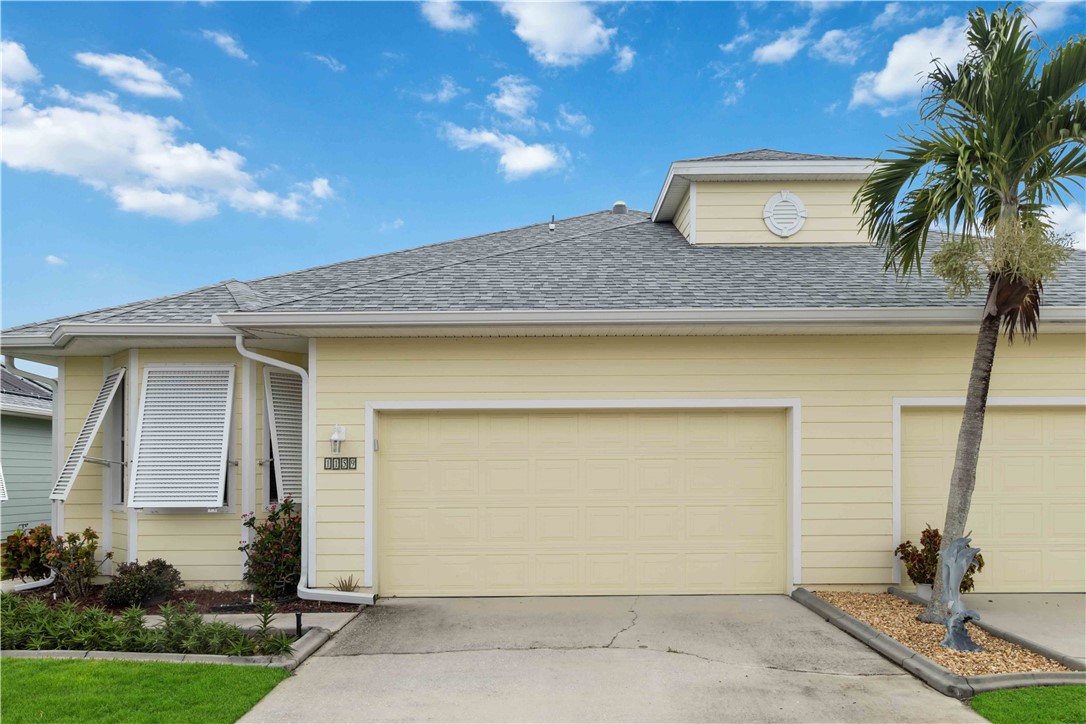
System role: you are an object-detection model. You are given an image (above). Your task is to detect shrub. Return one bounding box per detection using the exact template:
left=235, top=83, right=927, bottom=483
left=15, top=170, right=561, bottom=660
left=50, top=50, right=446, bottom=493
left=44, top=528, right=112, bottom=599
left=0, top=594, right=292, bottom=656
left=102, top=559, right=184, bottom=609
left=894, top=525, right=985, bottom=592
left=239, top=497, right=301, bottom=599
left=2, top=523, right=53, bottom=581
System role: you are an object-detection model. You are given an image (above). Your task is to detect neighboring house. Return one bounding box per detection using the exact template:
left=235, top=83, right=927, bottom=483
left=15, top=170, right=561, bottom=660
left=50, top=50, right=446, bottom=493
left=2, top=150, right=1083, bottom=600
left=1, top=368, right=54, bottom=537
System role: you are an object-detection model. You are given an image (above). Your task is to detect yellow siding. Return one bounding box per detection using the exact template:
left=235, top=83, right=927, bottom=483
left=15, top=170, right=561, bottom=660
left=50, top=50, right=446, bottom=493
left=314, top=333, right=1086, bottom=589
left=694, top=180, right=867, bottom=246
left=63, top=357, right=105, bottom=545
left=674, top=188, right=692, bottom=241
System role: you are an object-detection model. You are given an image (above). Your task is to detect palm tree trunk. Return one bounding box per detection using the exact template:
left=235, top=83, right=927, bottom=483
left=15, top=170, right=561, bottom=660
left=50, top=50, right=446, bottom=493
left=917, top=305, right=1001, bottom=623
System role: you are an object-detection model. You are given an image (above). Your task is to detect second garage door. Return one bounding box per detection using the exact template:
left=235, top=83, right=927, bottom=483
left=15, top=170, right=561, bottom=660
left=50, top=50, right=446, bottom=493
left=376, top=409, right=787, bottom=596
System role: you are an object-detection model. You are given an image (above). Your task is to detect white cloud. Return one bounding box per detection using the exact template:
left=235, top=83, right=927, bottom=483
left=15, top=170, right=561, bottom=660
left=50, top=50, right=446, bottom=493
left=872, top=2, right=903, bottom=29
left=2, top=40, right=41, bottom=85
left=871, top=2, right=943, bottom=30
left=309, top=177, right=334, bottom=199
left=379, top=218, right=404, bottom=232
left=441, top=122, right=568, bottom=180
left=75, top=52, right=182, bottom=99
left=487, top=75, right=540, bottom=128
left=44, top=254, right=65, bottom=265
left=723, top=79, right=745, bottom=106
left=1046, top=202, right=1086, bottom=249
left=612, top=45, right=635, bottom=73
left=752, top=26, right=810, bottom=64
left=556, top=105, right=592, bottom=136
left=851, top=17, right=967, bottom=109
left=201, top=30, right=250, bottom=61
left=811, top=29, right=861, bottom=65
left=420, top=76, right=467, bottom=103
left=420, top=1, right=477, bottom=31
left=305, top=52, right=346, bottom=72
left=499, top=2, right=618, bottom=67
left=1, top=45, right=329, bottom=223
left=720, top=32, right=755, bottom=54
left=1027, top=1, right=1075, bottom=32
left=113, top=186, right=218, bottom=221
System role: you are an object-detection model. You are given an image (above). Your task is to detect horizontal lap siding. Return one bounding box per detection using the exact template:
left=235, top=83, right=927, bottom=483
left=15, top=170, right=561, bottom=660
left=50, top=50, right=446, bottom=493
left=695, top=180, right=868, bottom=246
left=0, top=416, right=53, bottom=537
left=314, top=333, right=1085, bottom=589
left=63, top=357, right=105, bottom=543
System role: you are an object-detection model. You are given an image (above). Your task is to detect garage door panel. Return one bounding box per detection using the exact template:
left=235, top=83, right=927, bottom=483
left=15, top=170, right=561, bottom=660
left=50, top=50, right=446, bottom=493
left=901, top=407, right=1085, bottom=592
left=377, top=410, right=787, bottom=596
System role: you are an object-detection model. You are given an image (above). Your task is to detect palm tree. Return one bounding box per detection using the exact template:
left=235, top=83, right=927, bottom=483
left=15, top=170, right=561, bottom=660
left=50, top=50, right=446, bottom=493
left=855, top=6, right=1084, bottom=623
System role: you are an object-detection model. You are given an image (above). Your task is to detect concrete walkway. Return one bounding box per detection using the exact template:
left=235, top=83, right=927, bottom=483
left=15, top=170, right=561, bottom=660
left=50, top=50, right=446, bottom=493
left=244, top=596, right=980, bottom=723
left=962, top=593, right=1085, bottom=667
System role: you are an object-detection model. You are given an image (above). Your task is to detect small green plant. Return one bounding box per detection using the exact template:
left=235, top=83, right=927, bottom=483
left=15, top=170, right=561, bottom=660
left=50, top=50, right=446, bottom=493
left=0, top=593, right=293, bottom=656
left=239, top=497, right=301, bottom=599
left=102, top=558, right=184, bottom=609
left=894, top=525, right=985, bottom=592
left=44, top=528, right=112, bottom=599
left=2, top=524, right=53, bottom=581
left=332, top=574, right=360, bottom=592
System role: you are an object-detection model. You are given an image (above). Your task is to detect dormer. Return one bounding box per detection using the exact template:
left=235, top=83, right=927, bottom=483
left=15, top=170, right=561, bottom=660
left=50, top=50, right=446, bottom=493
left=651, top=149, right=876, bottom=246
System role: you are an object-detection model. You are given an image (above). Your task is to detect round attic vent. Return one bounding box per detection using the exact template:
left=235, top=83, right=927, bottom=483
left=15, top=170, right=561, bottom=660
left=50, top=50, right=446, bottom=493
left=763, top=191, right=807, bottom=237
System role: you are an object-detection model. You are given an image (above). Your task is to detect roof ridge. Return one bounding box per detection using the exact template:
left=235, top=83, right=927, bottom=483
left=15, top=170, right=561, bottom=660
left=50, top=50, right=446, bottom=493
left=3, top=279, right=236, bottom=335
left=244, top=209, right=645, bottom=288
left=259, top=213, right=652, bottom=311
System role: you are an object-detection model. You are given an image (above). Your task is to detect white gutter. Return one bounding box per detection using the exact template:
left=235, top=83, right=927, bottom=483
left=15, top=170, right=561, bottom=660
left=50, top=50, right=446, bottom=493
left=232, top=335, right=373, bottom=605
left=214, top=305, right=1086, bottom=329
left=2, top=357, right=58, bottom=592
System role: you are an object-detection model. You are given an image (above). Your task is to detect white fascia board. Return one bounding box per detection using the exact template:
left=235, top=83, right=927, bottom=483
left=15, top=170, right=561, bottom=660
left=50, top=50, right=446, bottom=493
left=652, top=159, right=877, bottom=222
left=215, top=306, right=1086, bottom=330
left=51, top=323, right=235, bottom=347
left=0, top=403, right=53, bottom=419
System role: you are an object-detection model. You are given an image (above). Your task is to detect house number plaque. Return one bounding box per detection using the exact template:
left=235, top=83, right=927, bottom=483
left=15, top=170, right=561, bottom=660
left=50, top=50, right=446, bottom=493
left=323, top=457, right=358, bottom=470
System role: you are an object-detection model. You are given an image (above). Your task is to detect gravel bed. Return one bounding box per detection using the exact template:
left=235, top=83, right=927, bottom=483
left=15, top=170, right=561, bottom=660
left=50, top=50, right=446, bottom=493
left=815, top=591, right=1070, bottom=677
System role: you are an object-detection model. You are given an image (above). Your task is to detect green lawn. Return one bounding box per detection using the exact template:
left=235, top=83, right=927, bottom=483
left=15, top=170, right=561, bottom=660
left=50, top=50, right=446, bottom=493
left=972, top=686, right=1086, bottom=724
left=0, top=659, right=289, bottom=724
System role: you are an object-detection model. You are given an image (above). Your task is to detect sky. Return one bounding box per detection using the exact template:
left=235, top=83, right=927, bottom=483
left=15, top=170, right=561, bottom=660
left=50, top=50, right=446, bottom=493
left=2, top=0, right=1084, bottom=333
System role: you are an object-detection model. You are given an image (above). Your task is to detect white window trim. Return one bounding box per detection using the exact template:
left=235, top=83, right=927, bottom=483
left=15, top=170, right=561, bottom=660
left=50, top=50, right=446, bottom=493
left=362, top=398, right=803, bottom=591
left=891, top=395, right=1086, bottom=584
left=128, top=363, right=237, bottom=512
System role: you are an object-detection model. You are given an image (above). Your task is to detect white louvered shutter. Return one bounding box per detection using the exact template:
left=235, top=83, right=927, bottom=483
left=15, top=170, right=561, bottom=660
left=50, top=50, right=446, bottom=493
left=50, top=368, right=126, bottom=501
left=128, top=365, right=235, bottom=508
left=264, top=368, right=304, bottom=502
left=0, top=464, right=7, bottom=502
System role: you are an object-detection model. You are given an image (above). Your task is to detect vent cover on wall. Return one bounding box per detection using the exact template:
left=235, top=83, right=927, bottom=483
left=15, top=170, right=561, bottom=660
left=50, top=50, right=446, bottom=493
left=763, top=191, right=807, bottom=238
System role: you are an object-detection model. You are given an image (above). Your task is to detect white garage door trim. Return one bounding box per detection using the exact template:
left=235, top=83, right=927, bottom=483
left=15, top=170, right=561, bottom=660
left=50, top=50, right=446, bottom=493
left=364, top=398, right=803, bottom=590
left=892, top=396, right=1086, bottom=584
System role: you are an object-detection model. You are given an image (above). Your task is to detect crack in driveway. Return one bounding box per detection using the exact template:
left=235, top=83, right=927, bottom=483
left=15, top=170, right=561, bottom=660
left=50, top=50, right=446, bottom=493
left=606, top=596, right=639, bottom=648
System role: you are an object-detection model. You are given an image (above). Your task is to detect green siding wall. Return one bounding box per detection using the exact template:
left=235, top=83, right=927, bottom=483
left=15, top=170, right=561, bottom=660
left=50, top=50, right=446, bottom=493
left=1, top=415, right=53, bottom=537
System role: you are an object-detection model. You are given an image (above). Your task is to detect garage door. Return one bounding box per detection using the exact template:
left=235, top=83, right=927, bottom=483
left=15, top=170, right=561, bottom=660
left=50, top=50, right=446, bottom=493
left=902, top=407, right=1085, bottom=592
left=376, top=409, right=787, bottom=596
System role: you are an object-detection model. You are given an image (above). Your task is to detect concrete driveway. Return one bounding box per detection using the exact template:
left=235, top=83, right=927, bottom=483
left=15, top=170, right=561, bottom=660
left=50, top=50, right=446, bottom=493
left=244, top=595, right=980, bottom=723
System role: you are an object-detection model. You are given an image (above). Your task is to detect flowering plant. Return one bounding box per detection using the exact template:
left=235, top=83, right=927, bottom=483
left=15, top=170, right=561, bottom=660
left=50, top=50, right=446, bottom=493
left=46, top=528, right=112, bottom=599
left=2, top=523, right=53, bottom=581
left=239, top=497, right=301, bottom=599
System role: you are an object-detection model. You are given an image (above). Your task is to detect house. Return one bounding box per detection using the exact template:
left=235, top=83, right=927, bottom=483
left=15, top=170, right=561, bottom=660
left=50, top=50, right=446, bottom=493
left=2, top=150, right=1083, bottom=601
left=1, top=368, right=55, bottom=537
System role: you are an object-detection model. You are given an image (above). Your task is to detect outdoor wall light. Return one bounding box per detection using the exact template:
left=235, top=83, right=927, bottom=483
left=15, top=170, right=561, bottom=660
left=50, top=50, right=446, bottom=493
left=330, top=424, right=347, bottom=453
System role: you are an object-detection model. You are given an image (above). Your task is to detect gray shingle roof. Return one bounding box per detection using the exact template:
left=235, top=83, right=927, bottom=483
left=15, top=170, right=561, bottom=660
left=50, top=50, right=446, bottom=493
left=1, top=369, right=53, bottom=415
left=4, top=209, right=1084, bottom=335
left=680, top=149, right=871, bottom=163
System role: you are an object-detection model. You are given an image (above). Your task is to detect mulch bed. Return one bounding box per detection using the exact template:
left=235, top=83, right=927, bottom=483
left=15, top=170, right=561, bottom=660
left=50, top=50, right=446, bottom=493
left=815, top=591, right=1069, bottom=677
left=11, top=584, right=360, bottom=614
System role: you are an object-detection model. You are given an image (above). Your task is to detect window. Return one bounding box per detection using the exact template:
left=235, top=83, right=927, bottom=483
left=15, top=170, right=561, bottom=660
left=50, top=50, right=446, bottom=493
left=51, top=368, right=126, bottom=501
left=128, top=365, right=236, bottom=508
left=263, top=368, right=303, bottom=503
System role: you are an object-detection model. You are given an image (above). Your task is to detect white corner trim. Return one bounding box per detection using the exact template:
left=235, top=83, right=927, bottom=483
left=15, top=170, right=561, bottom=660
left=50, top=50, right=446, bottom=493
left=127, top=350, right=139, bottom=562
left=688, top=182, right=697, bottom=244
left=307, top=338, right=318, bottom=587
left=891, top=395, right=1086, bottom=584
left=101, top=357, right=114, bottom=575
left=241, top=357, right=256, bottom=578
left=363, top=398, right=804, bottom=592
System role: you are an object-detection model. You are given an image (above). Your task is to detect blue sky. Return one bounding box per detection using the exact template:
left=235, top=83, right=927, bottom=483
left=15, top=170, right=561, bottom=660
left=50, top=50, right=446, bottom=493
left=2, top=0, right=1083, bottom=332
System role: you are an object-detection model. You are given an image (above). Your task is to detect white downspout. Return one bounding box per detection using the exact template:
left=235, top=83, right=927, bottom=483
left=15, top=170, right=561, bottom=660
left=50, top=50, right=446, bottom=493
left=232, top=336, right=373, bottom=605
left=3, top=356, right=59, bottom=592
